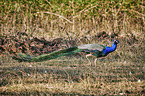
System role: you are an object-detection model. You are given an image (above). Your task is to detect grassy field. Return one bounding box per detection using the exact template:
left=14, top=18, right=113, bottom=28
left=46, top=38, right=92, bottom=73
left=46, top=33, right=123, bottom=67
left=0, top=52, right=145, bottom=95
left=1, top=0, right=145, bottom=95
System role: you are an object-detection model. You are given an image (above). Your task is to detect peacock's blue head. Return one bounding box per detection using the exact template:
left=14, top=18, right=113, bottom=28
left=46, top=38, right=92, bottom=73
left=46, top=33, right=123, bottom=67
left=114, top=40, right=119, bottom=44
left=102, top=40, right=119, bottom=56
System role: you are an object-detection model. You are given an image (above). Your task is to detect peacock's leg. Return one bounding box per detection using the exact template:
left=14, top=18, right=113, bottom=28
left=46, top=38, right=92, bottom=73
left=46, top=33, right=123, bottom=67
left=86, top=54, right=93, bottom=66
left=94, top=58, right=98, bottom=67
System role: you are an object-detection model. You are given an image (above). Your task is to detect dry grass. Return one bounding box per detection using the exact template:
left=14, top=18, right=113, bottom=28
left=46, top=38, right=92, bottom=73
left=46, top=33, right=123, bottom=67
left=0, top=53, right=145, bottom=95
left=1, top=80, right=145, bottom=95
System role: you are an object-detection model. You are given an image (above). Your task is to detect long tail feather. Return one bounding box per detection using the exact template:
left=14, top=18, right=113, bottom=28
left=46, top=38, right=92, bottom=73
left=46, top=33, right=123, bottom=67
left=12, top=46, right=82, bottom=62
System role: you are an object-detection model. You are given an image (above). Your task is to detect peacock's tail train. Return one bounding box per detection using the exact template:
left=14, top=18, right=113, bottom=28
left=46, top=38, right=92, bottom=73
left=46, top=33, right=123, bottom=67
left=12, top=46, right=82, bottom=62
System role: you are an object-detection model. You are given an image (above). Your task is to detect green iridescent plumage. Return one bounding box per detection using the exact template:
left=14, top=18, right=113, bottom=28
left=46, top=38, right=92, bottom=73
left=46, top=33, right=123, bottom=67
left=12, top=46, right=82, bottom=62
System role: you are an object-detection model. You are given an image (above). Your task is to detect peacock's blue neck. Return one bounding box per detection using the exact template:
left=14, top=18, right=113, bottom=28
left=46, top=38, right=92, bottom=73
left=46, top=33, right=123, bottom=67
left=102, top=42, right=117, bottom=56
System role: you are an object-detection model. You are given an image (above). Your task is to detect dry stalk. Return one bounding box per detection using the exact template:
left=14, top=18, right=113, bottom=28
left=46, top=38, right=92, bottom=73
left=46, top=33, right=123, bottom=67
left=37, top=12, right=73, bottom=24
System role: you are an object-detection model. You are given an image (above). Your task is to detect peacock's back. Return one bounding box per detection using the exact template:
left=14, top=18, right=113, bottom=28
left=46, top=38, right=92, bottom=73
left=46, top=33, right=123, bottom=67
left=78, top=44, right=105, bottom=51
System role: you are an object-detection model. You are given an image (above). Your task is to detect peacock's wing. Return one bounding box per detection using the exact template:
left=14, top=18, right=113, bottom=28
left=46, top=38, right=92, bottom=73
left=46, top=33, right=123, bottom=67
left=78, top=44, right=106, bottom=51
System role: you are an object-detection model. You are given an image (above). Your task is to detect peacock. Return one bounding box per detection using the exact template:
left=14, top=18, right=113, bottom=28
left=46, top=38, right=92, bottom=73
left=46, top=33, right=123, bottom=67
left=12, top=40, right=119, bottom=66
